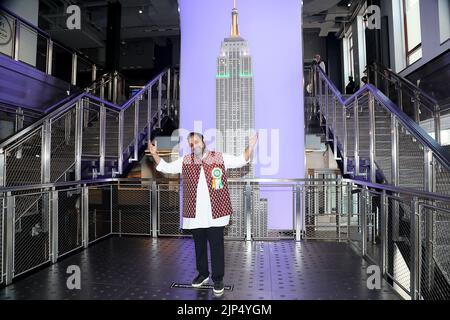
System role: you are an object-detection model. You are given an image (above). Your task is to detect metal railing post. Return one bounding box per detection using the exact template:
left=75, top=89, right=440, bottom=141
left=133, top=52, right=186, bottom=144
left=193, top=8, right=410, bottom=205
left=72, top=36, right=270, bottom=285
left=51, top=187, right=58, bottom=263
left=151, top=181, right=158, bottom=238
left=13, top=19, right=20, bottom=61
left=343, top=102, right=349, bottom=174
left=41, top=119, right=51, bottom=184
left=46, top=39, right=53, bottom=75
left=132, top=99, right=139, bottom=162
left=113, top=72, right=118, bottom=104
left=147, top=86, right=152, bottom=139
left=410, top=197, right=420, bottom=300
left=173, top=70, right=178, bottom=115
left=245, top=182, right=252, bottom=241
left=391, top=115, right=399, bottom=187
left=15, top=107, right=24, bottom=133
left=380, top=190, right=387, bottom=275
left=117, top=111, right=124, bottom=174
left=397, top=83, right=403, bottom=112
left=157, top=77, right=162, bottom=129
left=354, top=97, right=360, bottom=176
left=71, top=53, right=77, bottom=86
left=318, top=75, right=323, bottom=126
left=434, top=105, right=441, bottom=145
left=92, top=64, right=97, bottom=82
left=333, top=98, right=340, bottom=160
left=369, top=92, right=376, bottom=182
left=5, top=192, right=15, bottom=285
left=100, top=76, right=105, bottom=101
left=0, top=151, right=5, bottom=187
left=108, top=76, right=112, bottom=101
left=99, top=105, right=106, bottom=175
left=167, top=69, right=171, bottom=117
left=75, top=100, right=84, bottom=181
left=295, top=184, right=302, bottom=241
left=413, top=91, right=420, bottom=124
left=325, top=83, right=329, bottom=140
left=424, top=147, right=433, bottom=193
left=82, top=185, right=89, bottom=248
left=347, top=182, right=352, bottom=241
left=361, top=187, right=367, bottom=256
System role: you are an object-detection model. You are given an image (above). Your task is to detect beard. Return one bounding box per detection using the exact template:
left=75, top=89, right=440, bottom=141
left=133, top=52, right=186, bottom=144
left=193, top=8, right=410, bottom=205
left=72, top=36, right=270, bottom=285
left=193, top=146, right=204, bottom=157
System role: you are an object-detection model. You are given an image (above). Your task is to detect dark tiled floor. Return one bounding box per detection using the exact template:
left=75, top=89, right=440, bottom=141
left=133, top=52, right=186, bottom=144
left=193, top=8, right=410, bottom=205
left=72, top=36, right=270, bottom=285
left=0, top=237, right=402, bottom=300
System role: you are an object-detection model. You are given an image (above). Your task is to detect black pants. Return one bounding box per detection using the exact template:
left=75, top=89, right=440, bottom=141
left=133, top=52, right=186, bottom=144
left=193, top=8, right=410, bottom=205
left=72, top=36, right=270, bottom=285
left=190, top=227, right=224, bottom=282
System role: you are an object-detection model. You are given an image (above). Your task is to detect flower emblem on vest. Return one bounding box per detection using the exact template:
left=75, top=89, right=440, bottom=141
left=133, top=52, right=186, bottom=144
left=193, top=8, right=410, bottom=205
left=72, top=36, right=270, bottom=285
left=211, top=167, right=224, bottom=190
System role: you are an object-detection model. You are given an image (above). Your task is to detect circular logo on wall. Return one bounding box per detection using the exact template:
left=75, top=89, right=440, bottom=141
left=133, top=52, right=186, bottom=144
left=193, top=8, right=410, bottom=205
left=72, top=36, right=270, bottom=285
left=0, top=13, right=12, bottom=45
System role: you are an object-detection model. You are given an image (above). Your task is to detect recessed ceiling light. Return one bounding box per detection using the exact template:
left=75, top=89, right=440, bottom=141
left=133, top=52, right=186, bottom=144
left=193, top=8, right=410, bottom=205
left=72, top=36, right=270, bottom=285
left=139, top=9, right=143, bottom=14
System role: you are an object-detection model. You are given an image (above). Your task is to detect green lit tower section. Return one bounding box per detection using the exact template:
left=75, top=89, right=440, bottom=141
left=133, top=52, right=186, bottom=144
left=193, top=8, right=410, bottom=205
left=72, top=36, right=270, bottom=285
left=216, top=2, right=254, bottom=179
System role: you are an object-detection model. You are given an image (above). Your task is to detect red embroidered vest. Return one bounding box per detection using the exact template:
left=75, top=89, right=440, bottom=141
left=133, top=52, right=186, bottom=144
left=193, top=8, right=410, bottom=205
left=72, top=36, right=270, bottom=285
left=181, top=151, right=233, bottom=219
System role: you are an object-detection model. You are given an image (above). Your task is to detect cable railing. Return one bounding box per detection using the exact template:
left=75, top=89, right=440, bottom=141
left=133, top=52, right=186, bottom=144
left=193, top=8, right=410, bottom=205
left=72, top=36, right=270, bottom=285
left=0, top=5, right=100, bottom=88
left=0, top=68, right=177, bottom=187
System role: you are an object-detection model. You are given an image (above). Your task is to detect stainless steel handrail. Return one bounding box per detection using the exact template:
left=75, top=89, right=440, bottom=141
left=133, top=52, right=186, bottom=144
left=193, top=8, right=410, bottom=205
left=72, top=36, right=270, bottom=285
left=315, top=65, right=450, bottom=172
left=0, top=68, right=169, bottom=152
left=0, top=93, right=120, bottom=151
left=121, top=68, right=169, bottom=111
left=3, top=176, right=450, bottom=203
left=369, top=61, right=438, bottom=108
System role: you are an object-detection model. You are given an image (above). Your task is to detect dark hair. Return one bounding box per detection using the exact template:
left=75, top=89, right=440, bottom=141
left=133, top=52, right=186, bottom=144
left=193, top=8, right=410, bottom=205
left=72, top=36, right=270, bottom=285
left=188, top=132, right=204, bottom=143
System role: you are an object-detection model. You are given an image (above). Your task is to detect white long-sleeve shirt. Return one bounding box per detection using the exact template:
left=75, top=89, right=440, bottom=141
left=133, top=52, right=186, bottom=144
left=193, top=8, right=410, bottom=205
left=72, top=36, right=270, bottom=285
left=155, top=150, right=250, bottom=229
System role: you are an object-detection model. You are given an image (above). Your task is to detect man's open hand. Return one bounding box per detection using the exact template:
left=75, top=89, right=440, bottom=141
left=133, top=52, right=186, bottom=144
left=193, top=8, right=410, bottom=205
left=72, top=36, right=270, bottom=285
left=147, top=140, right=158, bottom=155
left=249, top=132, right=258, bottom=149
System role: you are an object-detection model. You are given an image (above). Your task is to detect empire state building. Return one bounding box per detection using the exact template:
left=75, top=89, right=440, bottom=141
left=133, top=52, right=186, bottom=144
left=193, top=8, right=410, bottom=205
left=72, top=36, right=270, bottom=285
left=216, top=1, right=267, bottom=238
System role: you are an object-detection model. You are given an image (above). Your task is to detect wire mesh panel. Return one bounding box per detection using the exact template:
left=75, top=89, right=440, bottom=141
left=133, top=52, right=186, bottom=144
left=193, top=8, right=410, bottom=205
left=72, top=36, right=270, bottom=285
left=419, top=203, right=450, bottom=300
left=0, top=196, right=3, bottom=285
left=435, top=157, right=450, bottom=197
left=345, top=102, right=355, bottom=170
left=374, top=102, right=392, bottom=183
left=88, top=186, right=111, bottom=243
left=122, top=104, right=135, bottom=154
left=385, top=195, right=412, bottom=296
left=82, top=101, right=101, bottom=157
left=365, top=191, right=381, bottom=265
left=417, top=104, right=435, bottom=140
left=50, top=108, right=76, bottom=182
left=251, top=183, right=294, bottom=240
left=398, top=123, right=424, bottom=190
left=137, top=93, right=148, bottom=135
left=5, top=128, right=42, bottom=187
left=105, top=110, right=120, bottom=158
left=348, top=187, right=362, bottom=248
left=158, top=183, right=183, bottom=236
left=225, top=182, right=246, bottom=239
left=304, top=181, right=347, bottom=240
left=13, top=191, right=51, bottom=277
left=334, top=102, right=346, bottom=150
left=357, top=93, right=370, bottom=161
left=111, top=184, right=150, bottom=235
left=57, top=188, right=83, bottom=258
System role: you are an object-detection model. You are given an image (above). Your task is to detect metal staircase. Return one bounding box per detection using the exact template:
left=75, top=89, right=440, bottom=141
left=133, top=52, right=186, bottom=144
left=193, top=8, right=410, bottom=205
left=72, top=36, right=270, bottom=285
left=311, top=64, right=450, bottom=299
left=0, top=68, right=178, bottom=187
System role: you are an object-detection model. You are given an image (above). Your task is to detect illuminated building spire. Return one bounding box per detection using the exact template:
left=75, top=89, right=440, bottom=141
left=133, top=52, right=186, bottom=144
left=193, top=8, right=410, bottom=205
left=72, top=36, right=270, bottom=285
left=231, top=0, right=240, bottom=37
